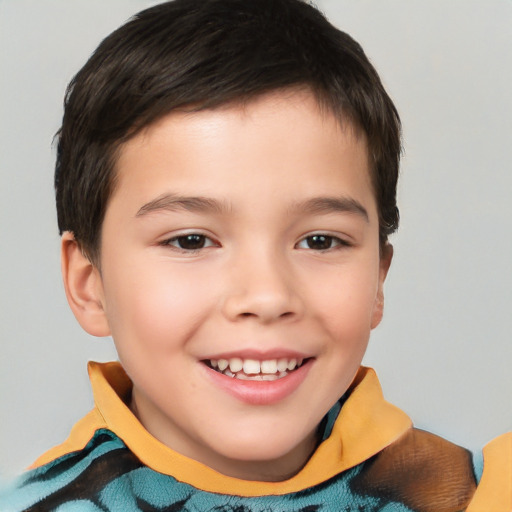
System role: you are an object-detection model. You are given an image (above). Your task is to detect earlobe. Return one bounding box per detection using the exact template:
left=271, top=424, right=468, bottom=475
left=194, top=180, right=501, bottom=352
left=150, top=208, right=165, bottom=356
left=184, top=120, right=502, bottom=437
left=61, top=232, right=111, bottom=337
left=371, top=244, right=393, bottom=329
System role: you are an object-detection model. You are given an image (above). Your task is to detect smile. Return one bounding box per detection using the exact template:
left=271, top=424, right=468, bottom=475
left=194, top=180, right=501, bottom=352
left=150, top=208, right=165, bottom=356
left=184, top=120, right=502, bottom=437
left=206, top=357, right=307, bottom=381
left=202, top=355, right=314, bottom=405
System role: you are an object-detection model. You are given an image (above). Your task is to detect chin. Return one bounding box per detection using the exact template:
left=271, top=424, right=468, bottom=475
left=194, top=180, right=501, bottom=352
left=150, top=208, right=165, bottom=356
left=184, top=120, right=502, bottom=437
left=210, top=426, right=315, bottom=466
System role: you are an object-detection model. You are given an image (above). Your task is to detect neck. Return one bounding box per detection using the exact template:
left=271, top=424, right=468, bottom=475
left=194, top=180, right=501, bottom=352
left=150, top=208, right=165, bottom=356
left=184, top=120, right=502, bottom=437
left=205, top=431, right=319, bottom=482
left=130, top=391, right=320, bottom=482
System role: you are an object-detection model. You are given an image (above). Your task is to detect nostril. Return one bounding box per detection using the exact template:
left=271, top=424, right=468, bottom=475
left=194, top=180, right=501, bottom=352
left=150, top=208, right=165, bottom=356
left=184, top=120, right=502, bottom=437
left=223, top=291, right=303, bottom=323
left=238, top=311, right=294, bottom=319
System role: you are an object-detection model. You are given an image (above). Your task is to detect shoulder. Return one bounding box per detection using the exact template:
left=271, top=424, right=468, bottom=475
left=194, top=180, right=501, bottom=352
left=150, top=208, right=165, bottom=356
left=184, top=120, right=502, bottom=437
left=0, top=430, right=140, bottom=512
left=350, top=428, right=512, bottom=512
left=467, top=431, right=512, bottom=512
left=351, top=428, right=476, bottom=511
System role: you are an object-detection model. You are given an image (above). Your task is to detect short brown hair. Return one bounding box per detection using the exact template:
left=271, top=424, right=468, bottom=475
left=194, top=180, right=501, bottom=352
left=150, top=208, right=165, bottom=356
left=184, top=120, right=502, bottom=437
left=55, top=0, right=401, bottom=263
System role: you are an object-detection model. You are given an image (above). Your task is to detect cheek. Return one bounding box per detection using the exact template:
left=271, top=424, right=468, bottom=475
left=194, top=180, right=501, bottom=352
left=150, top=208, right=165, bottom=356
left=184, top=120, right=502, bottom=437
left=306, top=259, right=380, bottom=340
left=102, top=259, right=218, bottom=355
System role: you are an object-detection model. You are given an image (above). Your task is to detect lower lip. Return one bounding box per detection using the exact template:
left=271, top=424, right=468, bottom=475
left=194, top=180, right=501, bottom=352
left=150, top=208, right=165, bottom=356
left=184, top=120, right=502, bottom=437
left=202, top=359, right=313, bottom=405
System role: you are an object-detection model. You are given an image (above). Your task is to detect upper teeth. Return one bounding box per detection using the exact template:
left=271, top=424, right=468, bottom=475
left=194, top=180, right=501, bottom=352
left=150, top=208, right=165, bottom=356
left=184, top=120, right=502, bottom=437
left=209, top=357, right=302, bottom=375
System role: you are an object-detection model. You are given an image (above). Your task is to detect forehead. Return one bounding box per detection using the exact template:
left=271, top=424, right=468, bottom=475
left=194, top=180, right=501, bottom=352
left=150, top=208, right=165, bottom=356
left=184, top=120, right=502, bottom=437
left=110, top=90, right=374, bottom=218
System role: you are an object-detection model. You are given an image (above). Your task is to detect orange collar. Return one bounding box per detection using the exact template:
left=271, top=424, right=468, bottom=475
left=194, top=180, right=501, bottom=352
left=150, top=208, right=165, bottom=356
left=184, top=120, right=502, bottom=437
left=35, top=361, right=412, bottom=497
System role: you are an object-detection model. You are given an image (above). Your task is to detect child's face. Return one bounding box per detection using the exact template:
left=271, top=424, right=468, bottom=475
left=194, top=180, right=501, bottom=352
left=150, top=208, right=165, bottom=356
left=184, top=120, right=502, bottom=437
left=81, top=90, right=390, bottom=480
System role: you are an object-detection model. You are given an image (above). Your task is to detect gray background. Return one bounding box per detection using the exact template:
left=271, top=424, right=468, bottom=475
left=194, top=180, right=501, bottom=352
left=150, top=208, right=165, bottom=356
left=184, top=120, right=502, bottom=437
left=1, top=0, right=511, bottom=478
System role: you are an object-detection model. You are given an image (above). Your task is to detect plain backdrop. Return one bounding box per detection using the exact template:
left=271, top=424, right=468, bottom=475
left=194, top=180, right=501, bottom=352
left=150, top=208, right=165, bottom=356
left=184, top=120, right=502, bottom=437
left=1, top=0, right=511, bottom=478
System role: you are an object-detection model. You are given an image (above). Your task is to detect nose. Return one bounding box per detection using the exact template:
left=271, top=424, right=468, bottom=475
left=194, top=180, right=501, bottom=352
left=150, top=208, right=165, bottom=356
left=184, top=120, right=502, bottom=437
left=221, top=248, right=303, bottom=324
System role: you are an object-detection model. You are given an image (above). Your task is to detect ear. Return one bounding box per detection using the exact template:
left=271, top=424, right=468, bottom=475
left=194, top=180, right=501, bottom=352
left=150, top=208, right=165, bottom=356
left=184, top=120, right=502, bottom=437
left=371, top=243, right=393, bottom=329
left=61, top=232, right=111, bottom=337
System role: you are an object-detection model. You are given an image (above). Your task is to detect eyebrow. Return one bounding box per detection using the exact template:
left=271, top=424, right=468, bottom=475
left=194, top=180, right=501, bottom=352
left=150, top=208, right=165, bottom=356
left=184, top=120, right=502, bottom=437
left=136, top=194, right=230, bottom=217
left=290, top=196, right=369, bottom=222
left=136, top=193, right=368, bottom=222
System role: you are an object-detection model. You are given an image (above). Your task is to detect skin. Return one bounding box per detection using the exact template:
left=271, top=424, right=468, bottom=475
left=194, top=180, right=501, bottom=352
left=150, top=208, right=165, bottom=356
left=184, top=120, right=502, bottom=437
left=62, top=89, right=392, bottom=482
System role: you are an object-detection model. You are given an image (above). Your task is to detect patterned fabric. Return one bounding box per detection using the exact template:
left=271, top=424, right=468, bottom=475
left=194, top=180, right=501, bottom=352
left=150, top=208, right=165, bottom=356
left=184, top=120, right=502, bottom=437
left=1, top=429, right=477, bottom=512
left=1, top=363, right=509, bottom=511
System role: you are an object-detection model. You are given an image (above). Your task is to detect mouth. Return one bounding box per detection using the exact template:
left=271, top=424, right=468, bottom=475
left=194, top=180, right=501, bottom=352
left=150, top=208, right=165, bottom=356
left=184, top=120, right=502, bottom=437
left=201, top=354, right=314, bottom=405
left=203, top=357, right=310, bottom=381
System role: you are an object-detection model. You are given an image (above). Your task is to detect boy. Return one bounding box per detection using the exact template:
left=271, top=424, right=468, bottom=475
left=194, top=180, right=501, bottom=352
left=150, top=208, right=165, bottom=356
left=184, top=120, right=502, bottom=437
left=1, top=0, right=510, bottom=510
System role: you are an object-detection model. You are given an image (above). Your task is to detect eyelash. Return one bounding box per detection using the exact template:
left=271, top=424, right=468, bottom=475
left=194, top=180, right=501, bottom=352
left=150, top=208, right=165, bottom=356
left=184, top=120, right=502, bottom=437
left=295, top=234, right=351, bottom=251
left=159, top=233, right=217, bottom=253
left=159, top=232, right=351, bottom=253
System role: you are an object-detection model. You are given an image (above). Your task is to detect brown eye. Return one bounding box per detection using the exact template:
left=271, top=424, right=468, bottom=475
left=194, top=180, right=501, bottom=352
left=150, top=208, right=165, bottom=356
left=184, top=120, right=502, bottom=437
left=305, top=235, right=334, bottom=250
left=161, top=233, right=217, bottom=252
left=159, top=233, right=218, bottom=252
left=296, top=234, right=349, bottom=251
left=175, top=234, right=207, bottom=250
